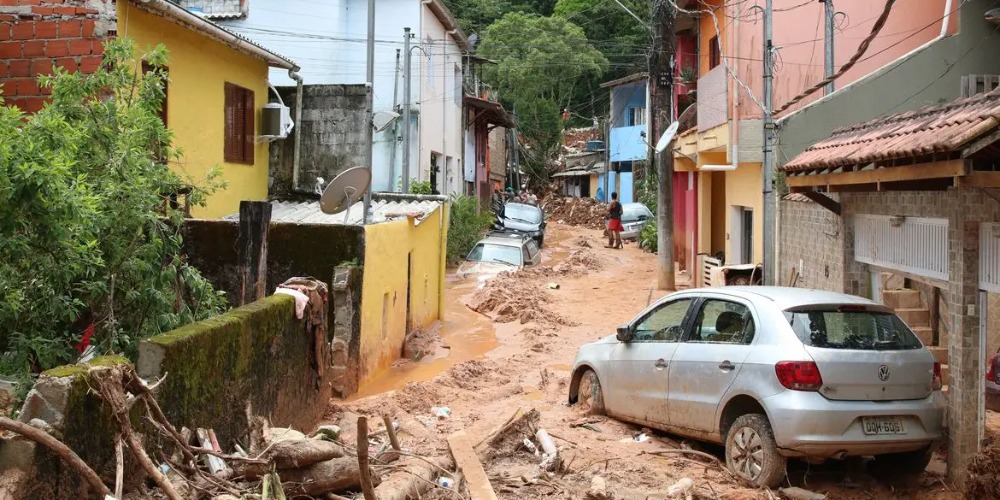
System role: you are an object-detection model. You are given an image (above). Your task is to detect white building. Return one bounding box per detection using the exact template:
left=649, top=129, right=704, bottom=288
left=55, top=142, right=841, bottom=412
left=180, top=0, right=470, bottom=195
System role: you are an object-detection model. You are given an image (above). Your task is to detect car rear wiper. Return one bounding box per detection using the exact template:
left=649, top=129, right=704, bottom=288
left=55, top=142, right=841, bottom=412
left=489, top=258, right=518, bottom=267
left=874, top=340, right=900, bottom=350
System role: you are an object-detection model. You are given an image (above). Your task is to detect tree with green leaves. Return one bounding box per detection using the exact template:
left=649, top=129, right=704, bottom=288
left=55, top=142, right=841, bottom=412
left=0, top=38, right=226, bottom=375
left=477, top=12, right=607, bottom=185
left=553, top=0, right=648, bottom=121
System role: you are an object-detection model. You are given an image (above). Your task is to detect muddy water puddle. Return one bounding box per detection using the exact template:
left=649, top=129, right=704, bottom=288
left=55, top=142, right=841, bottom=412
left=347, top=225, right=581, bottom=400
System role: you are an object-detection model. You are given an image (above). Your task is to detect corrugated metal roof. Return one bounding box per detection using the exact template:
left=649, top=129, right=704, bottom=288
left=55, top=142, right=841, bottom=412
left=175, top=0, right=245, bottom=19
left=222, top=199, right=443, bottom=226
left=783, top=88, right=1000, bottom=173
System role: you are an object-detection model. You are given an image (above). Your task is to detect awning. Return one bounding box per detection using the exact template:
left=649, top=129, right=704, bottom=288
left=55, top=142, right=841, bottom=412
left=782, top=87, right=1000, bottom=190
left=464, top=96, right=515, bottom=128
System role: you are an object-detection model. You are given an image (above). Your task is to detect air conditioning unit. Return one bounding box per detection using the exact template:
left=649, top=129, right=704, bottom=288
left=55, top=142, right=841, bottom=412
left=261, top=102, right=293, bottom=140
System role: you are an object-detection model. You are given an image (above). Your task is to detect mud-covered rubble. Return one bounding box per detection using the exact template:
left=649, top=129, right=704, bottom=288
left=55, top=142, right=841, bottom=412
left=543, top=197, right=608, bottom=230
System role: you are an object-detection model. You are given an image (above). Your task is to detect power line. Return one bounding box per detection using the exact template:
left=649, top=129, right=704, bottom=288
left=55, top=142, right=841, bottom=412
left=773, top=0, right=896, bottom=115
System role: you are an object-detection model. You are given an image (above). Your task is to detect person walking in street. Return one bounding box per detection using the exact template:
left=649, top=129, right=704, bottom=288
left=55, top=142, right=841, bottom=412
left=606, top=191, right=623, bottom=249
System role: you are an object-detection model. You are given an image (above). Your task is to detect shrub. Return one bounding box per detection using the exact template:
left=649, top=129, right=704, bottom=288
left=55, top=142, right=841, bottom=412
left=639, top=219, right=658, bottom=253
left=0, top=38, right=225, bottom=375
left=447, top=195, right=494, bottom=263
left=409, top=180, right=433, bottom=195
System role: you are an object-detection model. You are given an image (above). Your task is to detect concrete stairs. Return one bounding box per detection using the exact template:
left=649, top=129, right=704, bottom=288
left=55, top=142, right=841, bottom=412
left=882, top=284, right=949, bottom=386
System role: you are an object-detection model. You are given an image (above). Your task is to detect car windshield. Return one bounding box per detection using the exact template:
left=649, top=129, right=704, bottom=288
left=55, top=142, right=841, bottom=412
left=466, top=243, right=522, bottom=267
left=785, top=309, right=922, bottom=350
left=622, top=204, right=653, bottom=223
left=504, top=204, right=542, bottom=224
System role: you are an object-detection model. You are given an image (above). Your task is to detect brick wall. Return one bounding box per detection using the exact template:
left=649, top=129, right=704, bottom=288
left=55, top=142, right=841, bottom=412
left=779, top=195, right=845, bottom=291
left=0, top=0, right=114, bottom=113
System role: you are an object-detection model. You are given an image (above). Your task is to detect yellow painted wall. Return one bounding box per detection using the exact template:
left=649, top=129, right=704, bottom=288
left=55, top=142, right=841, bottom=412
left=724, top=163, right=764, bottom=264
left=118, top=2, right=271, bottom=218
left=358, top=207, right=447, bottom=384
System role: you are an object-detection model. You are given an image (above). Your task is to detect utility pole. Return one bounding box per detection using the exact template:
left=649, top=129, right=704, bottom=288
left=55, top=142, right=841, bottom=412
left=362, top=0, right=375, bottom=222
left=651, top=0, right=676, bottom=291
left=823, top=0, right=835, bottom=95
left=402, top=27, right=412, bottom=194
left=762, top=0, right=776, bottom=285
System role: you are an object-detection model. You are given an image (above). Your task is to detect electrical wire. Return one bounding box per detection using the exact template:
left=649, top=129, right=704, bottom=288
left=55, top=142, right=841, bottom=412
left=773, top=0, right=896, bottom=115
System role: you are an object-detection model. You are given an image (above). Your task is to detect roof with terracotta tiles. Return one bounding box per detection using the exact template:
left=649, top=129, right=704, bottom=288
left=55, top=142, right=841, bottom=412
left=782, top=88, right=1000, bottom=173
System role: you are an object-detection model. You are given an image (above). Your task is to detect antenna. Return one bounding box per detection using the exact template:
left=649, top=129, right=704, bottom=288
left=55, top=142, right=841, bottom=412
left=372, top=110, right=400, bottom=133
left=320, top=166, right=372, bottom=223
left=655, top=121, right=679, bottom=153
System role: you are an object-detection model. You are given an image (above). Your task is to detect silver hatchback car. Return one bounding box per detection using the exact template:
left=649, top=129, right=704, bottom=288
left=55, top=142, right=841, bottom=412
left=568, top=287, right=945, bottom=488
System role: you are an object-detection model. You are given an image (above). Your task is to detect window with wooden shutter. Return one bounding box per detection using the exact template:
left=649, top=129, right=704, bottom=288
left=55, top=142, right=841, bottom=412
left=224, top=82, right=255, bottom=165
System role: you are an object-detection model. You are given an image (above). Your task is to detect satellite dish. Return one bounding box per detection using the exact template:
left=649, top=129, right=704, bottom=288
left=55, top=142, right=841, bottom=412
left=372, top=110, right=400, bottom=133
left=655, top=121, right=680, bottom=153
left=320, top=167, right=371, bottom=217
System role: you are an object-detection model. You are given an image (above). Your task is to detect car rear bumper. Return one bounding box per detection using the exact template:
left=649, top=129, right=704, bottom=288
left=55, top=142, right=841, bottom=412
left=761, top=390, right=946, bottom=458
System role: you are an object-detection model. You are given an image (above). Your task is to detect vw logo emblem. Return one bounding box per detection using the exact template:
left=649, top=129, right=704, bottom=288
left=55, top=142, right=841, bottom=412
left=878, top=365, right=890, bottom=382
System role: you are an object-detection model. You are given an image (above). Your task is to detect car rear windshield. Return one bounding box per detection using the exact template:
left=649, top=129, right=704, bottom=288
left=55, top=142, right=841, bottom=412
left=467, top=244, right=522, bottom=267
left=785, top=309, right=923, bottom=350
left=622, top=204, right=653, bottom=222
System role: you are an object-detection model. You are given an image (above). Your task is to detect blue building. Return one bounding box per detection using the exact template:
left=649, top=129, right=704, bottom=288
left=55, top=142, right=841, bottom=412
left=599, top=73, right=651, bottom=205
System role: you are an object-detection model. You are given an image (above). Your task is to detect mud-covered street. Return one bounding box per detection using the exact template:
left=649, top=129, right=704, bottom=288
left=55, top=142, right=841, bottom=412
left=325, top=223, right=988, bottom=499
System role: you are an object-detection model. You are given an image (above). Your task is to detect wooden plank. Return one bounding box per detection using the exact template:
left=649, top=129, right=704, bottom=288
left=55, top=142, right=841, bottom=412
left=448, top=430, right=498, bottom=500
left=956, top=171, right=1000, bottom=188
left=238, top=201, right=272, bottom=305
left=961, top=75, right=970, bottom=98
left=786, top=159, right=968, bottom=188
left=961, top=123, right=1000, bottom=158
left=800, top=191, right=842, bottom=215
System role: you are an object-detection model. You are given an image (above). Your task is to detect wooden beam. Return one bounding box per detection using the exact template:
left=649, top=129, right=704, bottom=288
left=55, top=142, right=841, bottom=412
left=800, top=191, right=841, bottom=215
left=962, top=127, right=1000, bottom=158
left=786, top=159, right=968, bottom=188
left=237, top=201, right=272, bottom=306
left=955, top=171, right=1000, bottom=188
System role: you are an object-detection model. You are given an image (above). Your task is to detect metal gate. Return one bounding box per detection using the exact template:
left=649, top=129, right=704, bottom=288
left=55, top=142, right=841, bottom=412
left=981, top=222, right=1000, bottom=292
left=854, top=214, right=949, bottom=281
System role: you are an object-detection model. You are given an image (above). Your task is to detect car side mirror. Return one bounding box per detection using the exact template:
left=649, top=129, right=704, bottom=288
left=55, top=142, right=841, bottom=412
left=616, top=325, right=633, bottom=342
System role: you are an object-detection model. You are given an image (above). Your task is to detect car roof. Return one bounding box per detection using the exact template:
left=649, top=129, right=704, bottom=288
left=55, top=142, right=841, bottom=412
left=671, top=286, right=883, bottom=311
left=623, top=202, right=647, bottom=208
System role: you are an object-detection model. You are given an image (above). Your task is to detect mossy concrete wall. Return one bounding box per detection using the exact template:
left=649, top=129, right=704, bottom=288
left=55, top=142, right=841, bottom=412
left=137, top=294, right=331, bottom=445
left=5, top=356, right=136, bottom=499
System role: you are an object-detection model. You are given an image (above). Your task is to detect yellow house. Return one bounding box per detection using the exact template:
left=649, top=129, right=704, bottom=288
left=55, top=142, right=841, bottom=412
left=359, top=203, right=448, bottom=384
left=117, top=0, right=299, bottom=218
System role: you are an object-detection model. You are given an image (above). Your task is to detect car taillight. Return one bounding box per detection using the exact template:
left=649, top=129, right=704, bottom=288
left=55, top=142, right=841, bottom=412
left=775, top=361, right=823, bottom=391
left=987, top=355, right=998, bottom=383
left=933, top=362, right=943, bottom=391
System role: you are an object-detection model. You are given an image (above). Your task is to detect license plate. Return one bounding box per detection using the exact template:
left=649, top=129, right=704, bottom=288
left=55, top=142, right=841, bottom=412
left=862, top=417, right=906, bottom=436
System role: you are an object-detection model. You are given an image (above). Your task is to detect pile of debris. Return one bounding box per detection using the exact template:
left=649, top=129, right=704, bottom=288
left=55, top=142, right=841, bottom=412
left=0, top=365, right=461, bottom=500
left=966, top=428, right=1000, bottom=498
left=543, top=197, right=607, bottom=230
left=468, top=271, right=577, bottom=328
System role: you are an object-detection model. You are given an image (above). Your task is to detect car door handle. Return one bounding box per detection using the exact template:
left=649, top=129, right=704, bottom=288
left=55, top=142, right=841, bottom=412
left=719, top=360, right=735, bottom=371
left=655, top=358, right=668, bottom=369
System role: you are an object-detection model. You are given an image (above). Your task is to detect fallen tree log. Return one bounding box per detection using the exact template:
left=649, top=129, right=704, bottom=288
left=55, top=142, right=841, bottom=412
left=280, top=457, right=374, bottom=497
left=373, top=456, right=455, bottom=500
left=266, top=439, right=345, bottom=470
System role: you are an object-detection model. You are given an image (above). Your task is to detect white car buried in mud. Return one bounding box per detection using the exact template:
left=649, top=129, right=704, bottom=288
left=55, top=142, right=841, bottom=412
left=457, top=231, right=542, bottom=285
left=567, top=286, right=945, bottom=488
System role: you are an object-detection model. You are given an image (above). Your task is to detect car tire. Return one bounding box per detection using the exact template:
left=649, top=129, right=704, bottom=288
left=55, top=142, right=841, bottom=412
left=537, top=237, right=544, bottom=248
left=576, top=369, right=605, bottom=415
left=869, top=445, right=933, bottom=477
left=725, top=414, right=786, bottom=488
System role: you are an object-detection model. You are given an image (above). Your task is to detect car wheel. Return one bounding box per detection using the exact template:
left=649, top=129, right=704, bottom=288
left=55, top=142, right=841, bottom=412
left=725, top=414, right=786, bottom=488
left=537, top=236, right=544, bottom=248
left=576, top=369, right=605, bottom=415
left=869, top=445, right=933, bottom=477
